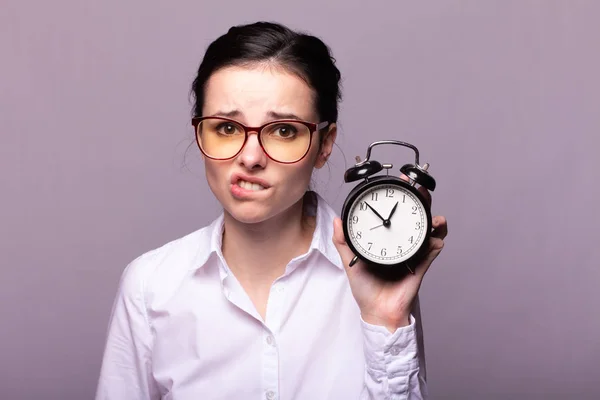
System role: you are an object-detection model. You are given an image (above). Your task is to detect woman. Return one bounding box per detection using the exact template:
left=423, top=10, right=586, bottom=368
left=96, top=21, right=447, bottom=400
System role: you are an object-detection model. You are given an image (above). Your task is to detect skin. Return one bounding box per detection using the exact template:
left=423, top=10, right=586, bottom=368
left=201, top=63, right=448, bottom=330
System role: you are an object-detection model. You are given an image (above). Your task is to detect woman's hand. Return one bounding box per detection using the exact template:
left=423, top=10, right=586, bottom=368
left=332, top=182, right=448, bottom=332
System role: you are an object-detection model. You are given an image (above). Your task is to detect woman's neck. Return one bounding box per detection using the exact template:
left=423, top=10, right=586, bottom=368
left=221, top=195, right=316, bottom=291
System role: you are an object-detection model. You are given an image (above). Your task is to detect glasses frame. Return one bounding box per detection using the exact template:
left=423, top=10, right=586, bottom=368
left=191, top=116, right=330, bottom=164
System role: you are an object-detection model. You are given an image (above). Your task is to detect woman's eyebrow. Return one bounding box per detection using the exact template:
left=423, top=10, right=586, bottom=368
left=267, top=111, right=305, bottom=121
left=211, top=109, right=242, bottom=118
left=209, top=110, right=307, bottom=123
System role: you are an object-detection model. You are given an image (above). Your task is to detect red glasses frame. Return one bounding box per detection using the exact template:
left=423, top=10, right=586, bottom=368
left=191, top=116, right=330, bottom=164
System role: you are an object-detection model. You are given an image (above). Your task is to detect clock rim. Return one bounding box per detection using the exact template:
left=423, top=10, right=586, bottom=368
left=341, top=175, right=433, bottom=269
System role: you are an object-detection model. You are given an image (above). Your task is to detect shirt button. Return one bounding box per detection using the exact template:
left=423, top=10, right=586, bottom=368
left=266, top=390, right=276, bottom=400
left=272, top=284, right=284, bottom=294
left=390, top=345, right=401, bottom=356
left=266, top=335, right=274, bottom=346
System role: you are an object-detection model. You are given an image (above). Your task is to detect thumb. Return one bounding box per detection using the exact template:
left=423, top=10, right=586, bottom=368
left=332, top=217, right=357, bottom=270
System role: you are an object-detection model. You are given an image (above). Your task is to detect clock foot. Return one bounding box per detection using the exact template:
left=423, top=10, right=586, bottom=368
left=405, top=263, right=415, bottom=275
left=349, top=256, right=359, bottom=267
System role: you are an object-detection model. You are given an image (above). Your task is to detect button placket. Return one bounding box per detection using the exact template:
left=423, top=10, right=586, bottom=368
left=262, top=335, right=279, bottom=400
left=262, top=282, right=284, bottom=400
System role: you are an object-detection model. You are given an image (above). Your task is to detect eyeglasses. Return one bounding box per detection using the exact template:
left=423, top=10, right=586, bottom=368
left=191, top=116, right=330, bottom=164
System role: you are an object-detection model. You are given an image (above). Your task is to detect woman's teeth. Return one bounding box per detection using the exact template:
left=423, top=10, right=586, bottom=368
left=238, top=180, right=265, bottom=191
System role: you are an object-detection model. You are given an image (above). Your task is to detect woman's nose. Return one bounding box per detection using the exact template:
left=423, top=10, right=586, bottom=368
left=237, top=131, right=267, bottom=169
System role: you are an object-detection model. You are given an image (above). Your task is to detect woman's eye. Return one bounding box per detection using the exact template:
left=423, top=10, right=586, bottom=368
left=217, top=123, right=239, bottom=135
left=273, top=125, right=297, bottom=138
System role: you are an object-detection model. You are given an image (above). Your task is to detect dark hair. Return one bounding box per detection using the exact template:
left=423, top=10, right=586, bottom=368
left=191, top=21, right=342, bottom=124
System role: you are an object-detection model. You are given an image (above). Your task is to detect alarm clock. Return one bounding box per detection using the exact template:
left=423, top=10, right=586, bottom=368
left=341, top=140, right=436, bottom=274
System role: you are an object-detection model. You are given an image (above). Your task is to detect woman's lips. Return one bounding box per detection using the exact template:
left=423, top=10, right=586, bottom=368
left=230, top=173, right=271, bottom=189
left=230, top=177, right=271, bottom=199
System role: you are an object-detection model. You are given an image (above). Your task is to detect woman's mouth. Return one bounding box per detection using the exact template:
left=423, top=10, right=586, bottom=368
left=230, top=173, right=271, bottom=199
left=230, top=175, right=271, bottom=199
left=237, top=179, right=266, bottom=192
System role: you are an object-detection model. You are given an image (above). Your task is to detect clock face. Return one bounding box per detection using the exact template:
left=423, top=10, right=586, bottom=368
left=346, top=183, right=429, bottom=265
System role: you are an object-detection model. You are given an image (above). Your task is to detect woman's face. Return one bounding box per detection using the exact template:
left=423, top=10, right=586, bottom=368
left=201, top=64, right=336, bottom=224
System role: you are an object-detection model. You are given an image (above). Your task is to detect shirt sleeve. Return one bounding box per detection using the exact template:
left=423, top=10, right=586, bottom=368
left=359, top=298, right=428, bottom=400
left=95, top=260, right=160, bottom=400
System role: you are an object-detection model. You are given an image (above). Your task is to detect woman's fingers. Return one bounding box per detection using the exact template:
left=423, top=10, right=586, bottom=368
left=431, top=216, right=448, bottom=240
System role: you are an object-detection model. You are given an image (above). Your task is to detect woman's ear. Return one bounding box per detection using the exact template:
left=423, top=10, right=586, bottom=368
left=315, top=123, right=337, bottom=169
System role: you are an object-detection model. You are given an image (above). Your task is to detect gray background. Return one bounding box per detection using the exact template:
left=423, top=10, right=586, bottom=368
left=1, top=1, right=599, bottom=399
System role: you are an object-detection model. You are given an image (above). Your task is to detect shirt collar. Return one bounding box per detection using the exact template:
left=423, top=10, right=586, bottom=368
left=188, top=213, right=224, bottom=272
left=305, top=190, right=344, bottom=269
left=189, top=191, right=343, bottom=272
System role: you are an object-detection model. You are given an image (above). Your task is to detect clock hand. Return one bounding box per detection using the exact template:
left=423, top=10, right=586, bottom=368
left=365, top=202, right=386, bottom=222
left=386, top=201, right=399, bottom=221
left=370, top=223, right=384, bottom=230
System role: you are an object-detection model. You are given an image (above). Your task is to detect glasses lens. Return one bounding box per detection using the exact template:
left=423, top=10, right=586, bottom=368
left=196, top=118, right=245, bottom=159
left=261, top=121, right=311, bottom=163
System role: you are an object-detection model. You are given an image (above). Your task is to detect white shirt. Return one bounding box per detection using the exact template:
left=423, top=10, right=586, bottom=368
left=95, top=191, right=428, bottom=400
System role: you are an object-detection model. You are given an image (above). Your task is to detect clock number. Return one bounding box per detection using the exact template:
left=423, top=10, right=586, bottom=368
left=352, top=215, right=359, bottom=224
left=412, top=205, right=417, bottom=214
left=409, top=236, right=414, bottom=244
left=386, top=188, right=394, bottom=198
left=356, top=231, right=362, bottom=239
left=397, top=246, right=403, bottom=255
left=402, top=194, right=406, bottom=203
left=359, top=202, right=367, bottom=211
left=415, top=222, right=421, bottom=230
left=381, top=248, right=387, bottom=257
left=368, top=242, right=373, bottom=251
left=371, top=192, right=378, bottom=201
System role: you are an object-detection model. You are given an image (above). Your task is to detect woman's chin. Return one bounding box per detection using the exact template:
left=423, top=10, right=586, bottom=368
left=224, top=205, right=272, bottom=225
left=215, top=186, right=305, bottom=226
